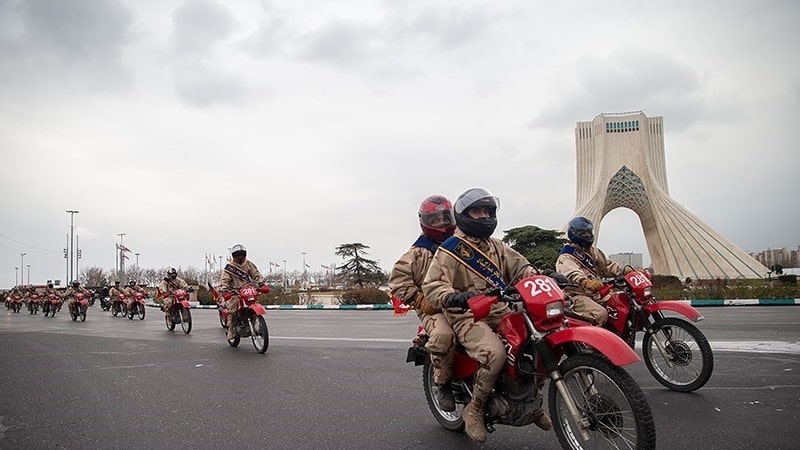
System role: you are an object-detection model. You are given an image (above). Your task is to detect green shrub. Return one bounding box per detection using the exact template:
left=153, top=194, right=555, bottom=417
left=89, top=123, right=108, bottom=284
left=651, top=275, right=682, bottom=289
left=258, top=286, right=303, bottom=305
left=196, top=286, right=216, bottom=305
left=778, top=275, right=797, bottom=286
left=339, top=287, right=389, bottom=305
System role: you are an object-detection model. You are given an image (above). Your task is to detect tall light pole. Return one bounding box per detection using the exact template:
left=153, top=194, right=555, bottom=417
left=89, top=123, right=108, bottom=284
left=66, top=210, right=79, bottom=283
left=135, top=253, right=140, bottom=268
left=117, top=233, right=126, bottom=280
left=283, top=259, right=287, bottom=287
left=302, top=252, right=307, bottom=282
left=14, top=267, right=18, bottom=286
left=75, top=235, right=80, bottom=282
left=19, top=253, right=26, bottom=285
left=26, top=264, right=30, bottom=285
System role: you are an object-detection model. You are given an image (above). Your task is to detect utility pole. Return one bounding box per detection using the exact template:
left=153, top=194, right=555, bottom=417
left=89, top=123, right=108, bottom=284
left=19, top=253, right=26, bottom=286
left=117, top=233, right=126, bottom=280
left=65, top=210, right=79, bottom=283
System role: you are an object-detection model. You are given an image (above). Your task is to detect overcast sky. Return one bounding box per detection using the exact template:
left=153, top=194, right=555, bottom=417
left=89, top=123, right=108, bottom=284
left=1, top=0, right=798, bottom=287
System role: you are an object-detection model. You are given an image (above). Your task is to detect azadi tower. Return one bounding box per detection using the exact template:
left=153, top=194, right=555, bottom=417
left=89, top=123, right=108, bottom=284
left=573, top=111, right=767, bottom=279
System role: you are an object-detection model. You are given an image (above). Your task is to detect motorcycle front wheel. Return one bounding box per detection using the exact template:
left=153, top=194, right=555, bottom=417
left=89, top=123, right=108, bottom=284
left=180, top=308, right=192, bottom=334
left=218, top=310, right=227, bottom=329
left=642, top=317, right=713, bottom=392
left=137, top=304, right=146, bottom=320
left=80, top=305, right=87, bottom=322
left=422, top=357, right=465, bottom=432
left=250, top=315, right=269, bottom=354
left=549, top=354, right=656, bottom=450
left=165, top=310, right=176, bottom=331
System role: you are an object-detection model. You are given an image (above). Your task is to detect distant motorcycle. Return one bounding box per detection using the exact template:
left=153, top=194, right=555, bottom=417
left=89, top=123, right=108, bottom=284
left=43, top=294, right=61, bottom=317
left=127, top=292, right=147, bottom=320
left=164, top=289, right=193, bottom=334
left=27, top=294, right=41, bottom=315
left=69, top=293, right=88, bottom=322
left=111, top=293, right=126, bottom=317
left=562, top=269, right=714, bottom=392
left=100, top=296, right=111, bottom=311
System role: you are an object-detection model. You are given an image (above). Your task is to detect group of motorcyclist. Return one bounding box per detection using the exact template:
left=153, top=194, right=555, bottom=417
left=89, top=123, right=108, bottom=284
left=4, top=281, right=89, bottom=316
left=389, top=187, right=635, bottom=443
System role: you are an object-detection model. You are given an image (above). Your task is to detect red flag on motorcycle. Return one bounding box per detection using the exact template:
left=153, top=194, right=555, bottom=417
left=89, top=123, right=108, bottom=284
left=391, top=296, right=411, bottom=317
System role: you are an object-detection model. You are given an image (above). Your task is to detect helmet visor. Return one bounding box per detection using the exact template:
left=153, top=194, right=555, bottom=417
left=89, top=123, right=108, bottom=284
left=420, top=209, right=455, bottom=229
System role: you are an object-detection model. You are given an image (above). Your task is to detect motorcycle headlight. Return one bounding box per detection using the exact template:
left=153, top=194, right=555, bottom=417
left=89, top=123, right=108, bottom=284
left=643, top=287, right=653, bottom=298
left=546, top=301, right=564, bottom=317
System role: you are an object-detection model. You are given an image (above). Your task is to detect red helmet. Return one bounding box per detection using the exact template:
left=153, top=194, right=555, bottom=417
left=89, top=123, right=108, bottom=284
left=418, top=195, right=456, bottom=243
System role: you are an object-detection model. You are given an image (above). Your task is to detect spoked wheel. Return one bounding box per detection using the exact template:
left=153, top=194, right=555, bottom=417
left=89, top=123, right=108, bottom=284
left=250, top=315, right=269, bottom=354
left=642, top=317, right=713, bottom=392
left=218, top=310, right=227, bottom=329
left=423, top=357, right=465, bottom=431
left=137, top=304, right=146, bottom=320
left=180, top=308, right=192, bottom=334
left=80, top=305, right=87, bottom=322
left=549, top=354, right=656, bottom=450
left=71, top=309, right=77, bottom=321
left=112, top=305, right=119, bottom=317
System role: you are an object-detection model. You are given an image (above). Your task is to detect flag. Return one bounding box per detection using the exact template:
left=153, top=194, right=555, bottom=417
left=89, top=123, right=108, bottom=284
left=305, top=263, right=311, bottom=268
left=206, top=253, right=212, bottom=265
left=121, top=253, right=129, bottom=260
left=119, top=245, right=131, bottom=253
left=391, top=296, right=411, bottom=317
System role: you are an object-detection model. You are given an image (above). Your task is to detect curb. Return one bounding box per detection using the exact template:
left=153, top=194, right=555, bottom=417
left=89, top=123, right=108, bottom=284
left=144, top=299, right=800, bottom=310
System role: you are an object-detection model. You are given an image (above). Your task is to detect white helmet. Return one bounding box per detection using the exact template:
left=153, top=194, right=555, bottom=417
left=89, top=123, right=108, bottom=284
left=231, top=244, right=247, bottom=257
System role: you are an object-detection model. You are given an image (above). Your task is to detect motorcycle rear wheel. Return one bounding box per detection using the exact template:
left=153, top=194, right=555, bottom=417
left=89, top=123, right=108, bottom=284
left=549, top=354, right=655, bottom=450
left=642, top=317, right=713, bottom=392
left=422, top=358, right=465, bottom=432
left=180, top=308, right=192, bottom=334
left=251, top=315, right=269, bottom=354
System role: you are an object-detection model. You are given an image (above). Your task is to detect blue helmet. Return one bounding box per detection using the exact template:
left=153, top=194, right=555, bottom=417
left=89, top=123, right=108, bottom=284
left=567, top=216, right=594, bottom=249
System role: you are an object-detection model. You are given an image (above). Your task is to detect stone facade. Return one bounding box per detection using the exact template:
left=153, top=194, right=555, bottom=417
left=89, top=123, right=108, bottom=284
left=573, top=111, right=767, bottom=279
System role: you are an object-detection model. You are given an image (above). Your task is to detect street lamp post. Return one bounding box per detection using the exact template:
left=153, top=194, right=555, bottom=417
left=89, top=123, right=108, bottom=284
left=14, top=267, right=18, bottom=286
left=117, top=233, right=126, bottom=280
left=135, top=253, right=140, bottom=268
left=19, top=253, right=26, bottom=286
left=26, top=264, right=30, bottom=285
left=66, top=210, right=79, bottom=283
left=302, top=252, right=307, bottom=282
left=283, top=259, right=287, bottom=287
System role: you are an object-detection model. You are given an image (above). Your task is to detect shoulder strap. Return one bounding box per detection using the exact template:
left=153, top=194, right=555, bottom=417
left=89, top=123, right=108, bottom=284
left=560, top=245, right=597, bottom=273
left=412, top=235, right=439, bottom=254
left=224, top=263, right=253, bottom=283
left=439, top=236, right=506, bottom=290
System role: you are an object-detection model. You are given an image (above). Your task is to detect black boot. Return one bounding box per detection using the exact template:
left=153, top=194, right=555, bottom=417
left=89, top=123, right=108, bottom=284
left=435, top=382, right=456, bottom=412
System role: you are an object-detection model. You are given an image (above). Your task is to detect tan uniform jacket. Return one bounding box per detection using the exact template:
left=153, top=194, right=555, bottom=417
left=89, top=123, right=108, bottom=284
left=217, top=260, right=265, bottom=293
left=124, top=286, right=147, bottom=297
left=388, top=239, right=439, bottom=318
left=64, top=287, right=90, bottom=300
left=422, top=229, right=538, bottom=322
left=555, top=243, right=624, bottom=297
left=109, top=286, right=125, bottom=298
left=158, top=277, right=190, bottom=296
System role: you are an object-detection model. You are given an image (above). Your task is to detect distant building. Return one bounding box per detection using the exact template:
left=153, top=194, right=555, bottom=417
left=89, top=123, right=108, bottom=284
left=751, top=247, right=799, bottom=269
left=609, top=252, right=643, bottom=269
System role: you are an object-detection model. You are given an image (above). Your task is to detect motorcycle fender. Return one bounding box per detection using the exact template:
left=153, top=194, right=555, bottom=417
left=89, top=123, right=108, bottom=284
left=643, top=301, right=704, bottom=322
left=250, top=303, right=267, bottom=315
left=546, top=327, right=640, bottom=366
left=179, top=300, right=191, bottom=309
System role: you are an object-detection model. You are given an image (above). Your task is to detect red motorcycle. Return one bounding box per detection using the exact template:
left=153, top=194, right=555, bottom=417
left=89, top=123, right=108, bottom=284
left=564, top=270, right=713, bottom=392
left=27, top=294, right=41, bottom=315
left=407, top=275, right=655, bottom=449
left=164, top=289, right=193, bottom=334
left=9, top=294, right=23, bottom=313
left=218, top=284, right=270, bottom=354
left=43, top=294, right=61, bottom=317
left=70, top=293, right=88, bottom=322
left=127, top=292, right=147, bottom=320
left=111, top=293, right=126, bottom=317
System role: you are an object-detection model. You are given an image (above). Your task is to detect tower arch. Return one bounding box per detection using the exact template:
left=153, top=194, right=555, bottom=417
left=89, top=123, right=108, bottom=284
left=573, top=112, right=766, bottom=279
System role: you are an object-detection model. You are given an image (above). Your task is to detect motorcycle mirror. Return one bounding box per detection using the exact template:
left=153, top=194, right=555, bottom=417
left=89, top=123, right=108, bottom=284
left=259, top=285, right=270, bottom=294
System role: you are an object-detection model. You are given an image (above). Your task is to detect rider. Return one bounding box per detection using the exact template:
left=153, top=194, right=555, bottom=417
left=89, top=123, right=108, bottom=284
left=555, top=216, right=633, bottom=326
left=43, top=282, right=62, bottom=311
left=422, top=187, right=552, bottom=443
left=157, top=267, right=190, bottom=320
left=124, top=279, right=147, bottom=312
left=109, top=280, right=125, bottom=312
left=217, top=244, right=266, bottom=340
left=389, top=195, right=458, bottom=411
left=64, top=280, right=90, bottom=315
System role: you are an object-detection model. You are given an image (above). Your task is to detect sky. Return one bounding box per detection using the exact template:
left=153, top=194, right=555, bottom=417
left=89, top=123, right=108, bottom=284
left=1, top=0, right=798, bottom=287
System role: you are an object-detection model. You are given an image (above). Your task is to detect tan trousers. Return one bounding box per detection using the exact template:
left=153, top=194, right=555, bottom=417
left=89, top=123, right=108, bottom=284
left=571, top=293, right=609, bottom=326
left=421, top=312, right=455, bottom=385
left=449, top=317, right=505, bottom=405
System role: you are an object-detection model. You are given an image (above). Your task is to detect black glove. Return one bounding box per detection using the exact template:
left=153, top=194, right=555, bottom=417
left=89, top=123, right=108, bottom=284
left=443, top=292, right=474, bottom=310
left=541, top=269, right=568, bottom=286
left=186, top=287, right=195, bottom=293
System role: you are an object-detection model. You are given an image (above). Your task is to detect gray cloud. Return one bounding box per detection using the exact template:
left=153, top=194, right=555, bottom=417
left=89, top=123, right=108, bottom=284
left=529, top=49, right=733, bottom=132
left=171, top=0, right=235, bottom=56
left=172, top=63, right=250, bottom=107
left=0, top=0, right=135, bottom=90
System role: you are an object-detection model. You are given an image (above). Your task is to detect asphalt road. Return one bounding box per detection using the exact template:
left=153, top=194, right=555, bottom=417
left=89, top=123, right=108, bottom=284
left=0, top=306, right=798, bottom=449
